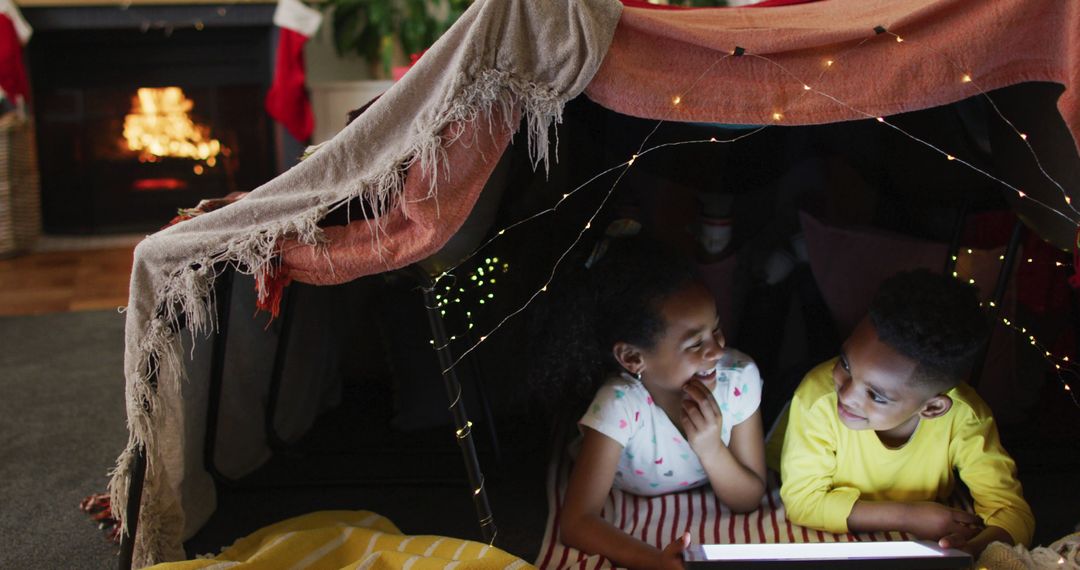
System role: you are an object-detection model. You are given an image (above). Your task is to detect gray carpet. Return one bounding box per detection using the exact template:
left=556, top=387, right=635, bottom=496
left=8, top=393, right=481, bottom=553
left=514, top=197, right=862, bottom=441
left=0, top=310, right=128, bottom=569
left=0, top=307, right=551, bottom=569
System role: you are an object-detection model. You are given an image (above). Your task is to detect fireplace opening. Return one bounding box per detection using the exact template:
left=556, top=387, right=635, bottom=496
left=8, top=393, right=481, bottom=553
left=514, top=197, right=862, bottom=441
left=26, top=8, right=278, bottom=234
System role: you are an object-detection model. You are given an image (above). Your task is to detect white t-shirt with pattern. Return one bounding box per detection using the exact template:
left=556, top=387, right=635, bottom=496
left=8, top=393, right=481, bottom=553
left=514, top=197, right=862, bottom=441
left=574, top=349, right=762, bottom=497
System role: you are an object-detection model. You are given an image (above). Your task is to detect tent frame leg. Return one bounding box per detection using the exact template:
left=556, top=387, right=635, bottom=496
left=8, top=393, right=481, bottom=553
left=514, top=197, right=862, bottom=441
left=204, top=269, right=239, bottom=486
left=969, top=220, right=1025, bottom=389
left=117, top=443, right=147, bottom=570
left=420, top=283, right=498, bottom=543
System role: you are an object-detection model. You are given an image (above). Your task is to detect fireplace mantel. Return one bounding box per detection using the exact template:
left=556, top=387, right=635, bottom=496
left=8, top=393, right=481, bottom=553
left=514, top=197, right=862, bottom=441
left=19, top=1, right=275, bottom=31
left=17, top=0, right=273, bottom=7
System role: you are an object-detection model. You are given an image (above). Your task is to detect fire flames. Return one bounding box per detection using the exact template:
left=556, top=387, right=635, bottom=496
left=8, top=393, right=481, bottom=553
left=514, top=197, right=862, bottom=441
left=123, top=87, right=222, bottom=165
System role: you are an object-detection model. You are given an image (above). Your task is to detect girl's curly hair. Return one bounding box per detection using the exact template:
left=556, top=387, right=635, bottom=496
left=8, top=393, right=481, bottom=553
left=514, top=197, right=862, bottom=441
left=527, top=233, right=701, bottom=412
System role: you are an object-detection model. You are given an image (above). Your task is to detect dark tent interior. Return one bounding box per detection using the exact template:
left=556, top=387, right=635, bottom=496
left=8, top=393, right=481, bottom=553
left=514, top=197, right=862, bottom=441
left=178, top=81, right=1080, bottom=561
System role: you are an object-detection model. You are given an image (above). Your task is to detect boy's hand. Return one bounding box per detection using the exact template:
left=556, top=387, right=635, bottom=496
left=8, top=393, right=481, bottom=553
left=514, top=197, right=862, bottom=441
left=903, top=502, right=983, bottom=542
left=681, top=380, right=724, bottom=460
left=940, top=525, right=1012, bottom=557
left=654, top=531, right=690, bottom=570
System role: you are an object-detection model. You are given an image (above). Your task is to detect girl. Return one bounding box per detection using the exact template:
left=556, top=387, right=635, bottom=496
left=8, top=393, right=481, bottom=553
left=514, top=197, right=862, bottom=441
left=536, top=232, right=766, bottom=570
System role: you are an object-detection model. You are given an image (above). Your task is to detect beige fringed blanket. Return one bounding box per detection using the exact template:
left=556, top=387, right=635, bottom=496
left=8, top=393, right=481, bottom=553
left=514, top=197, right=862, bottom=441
left=112, top=0, right=1080, bottom=566
left=110, top=1, right=623, bottom=565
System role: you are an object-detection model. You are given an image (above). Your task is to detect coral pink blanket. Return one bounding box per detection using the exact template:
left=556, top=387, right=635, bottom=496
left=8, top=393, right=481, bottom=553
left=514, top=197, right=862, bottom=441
left=589, top=0, right=1079, bottom=142
left=286, top=0, right=1080, bottom=287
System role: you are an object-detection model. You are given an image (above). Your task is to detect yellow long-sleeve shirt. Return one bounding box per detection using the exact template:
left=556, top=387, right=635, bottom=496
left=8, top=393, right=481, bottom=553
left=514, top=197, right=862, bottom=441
left=774, top=359, right=1034, bottom=545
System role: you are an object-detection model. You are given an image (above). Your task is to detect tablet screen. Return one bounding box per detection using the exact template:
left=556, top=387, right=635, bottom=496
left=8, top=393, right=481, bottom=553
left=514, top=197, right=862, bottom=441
left=700, top=541, right=945, bottom=560
left=687, top=541, right=972, bottom=569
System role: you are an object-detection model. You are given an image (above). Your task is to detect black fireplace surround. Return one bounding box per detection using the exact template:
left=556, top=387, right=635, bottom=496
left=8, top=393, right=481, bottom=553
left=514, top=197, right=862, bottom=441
left=25, top=4, right=281, bottom=234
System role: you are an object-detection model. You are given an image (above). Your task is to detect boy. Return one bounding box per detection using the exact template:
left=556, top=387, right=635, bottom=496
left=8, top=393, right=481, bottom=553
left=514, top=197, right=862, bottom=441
left=774, top=269, right=1034, bottom=556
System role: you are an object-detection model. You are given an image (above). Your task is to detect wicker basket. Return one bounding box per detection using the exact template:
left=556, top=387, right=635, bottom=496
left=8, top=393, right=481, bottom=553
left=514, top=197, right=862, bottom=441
left=0, top=113, right=41, bottom=258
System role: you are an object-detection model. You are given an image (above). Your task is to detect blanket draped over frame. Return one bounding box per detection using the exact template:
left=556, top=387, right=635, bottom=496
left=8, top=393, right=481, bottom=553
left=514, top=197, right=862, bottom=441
left=111, top=0, right=1080, bottom=565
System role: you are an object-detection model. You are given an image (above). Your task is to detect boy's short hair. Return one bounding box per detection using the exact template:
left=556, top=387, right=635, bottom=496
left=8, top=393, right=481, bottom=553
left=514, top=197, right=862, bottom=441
left=868, top=269, right=989, bottom=391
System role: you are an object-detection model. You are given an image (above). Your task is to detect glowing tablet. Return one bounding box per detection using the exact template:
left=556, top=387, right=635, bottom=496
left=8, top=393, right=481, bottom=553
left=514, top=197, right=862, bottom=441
left=684, top=541, right=972, bottom=569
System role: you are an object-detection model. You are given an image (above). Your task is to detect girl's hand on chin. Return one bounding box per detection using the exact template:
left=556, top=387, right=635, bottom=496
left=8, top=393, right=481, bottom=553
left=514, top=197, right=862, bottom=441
left=680, top=380, right=725, bottom=458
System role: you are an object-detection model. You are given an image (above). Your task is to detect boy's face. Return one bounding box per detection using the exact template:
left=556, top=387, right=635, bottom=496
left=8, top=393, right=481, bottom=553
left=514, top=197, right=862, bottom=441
left=833, top=318, right=950, bottom=444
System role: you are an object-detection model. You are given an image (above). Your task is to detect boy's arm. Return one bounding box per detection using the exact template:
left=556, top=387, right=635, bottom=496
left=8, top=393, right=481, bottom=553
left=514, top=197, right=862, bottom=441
left=778, top=393, right=861, bottom=533
left=847, top=500, right=982, bottom=540
left=949, top=409, right=1035, bottom=548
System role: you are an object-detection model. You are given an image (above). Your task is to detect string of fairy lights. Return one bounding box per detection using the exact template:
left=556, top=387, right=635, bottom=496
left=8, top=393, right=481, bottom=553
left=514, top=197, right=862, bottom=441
left=420, top=21, right=1079, bottom=409
left=868, top=28, right=1079, bottom=219
left=951, top=246, right=1080, bottom=408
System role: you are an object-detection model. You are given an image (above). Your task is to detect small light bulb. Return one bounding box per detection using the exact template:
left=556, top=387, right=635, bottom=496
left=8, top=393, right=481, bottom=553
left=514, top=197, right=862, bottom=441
left=895, top=36, right=904, bottom=43
left=1020, top=133, right=1028, bottom=140
left=876, top=117, right=885, bottom=123
left=672, top=95, right=682, bottom=106
left=803, top=84, right=811, bottom=91
left=772, top=112, right=783, bottom=121
left=961, top=74, right=972, bottom=83
left=1018, top=191, right=1026, bottom=198
left=826, top=60, right=834, bottom=67
left=946, top=155, right=955, bottom=161
left=968, top=278, right=975, bottom=284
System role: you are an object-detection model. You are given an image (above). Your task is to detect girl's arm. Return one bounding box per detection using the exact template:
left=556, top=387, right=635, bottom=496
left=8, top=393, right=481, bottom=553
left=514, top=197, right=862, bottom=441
left=560, top=427, right=689, bottom=570
left=682, top=382, right=766, bottom=512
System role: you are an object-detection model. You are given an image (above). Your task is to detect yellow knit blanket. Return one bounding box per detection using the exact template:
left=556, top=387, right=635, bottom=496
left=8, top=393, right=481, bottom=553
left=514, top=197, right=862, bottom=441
left=147, top=511, right=534, bottom=570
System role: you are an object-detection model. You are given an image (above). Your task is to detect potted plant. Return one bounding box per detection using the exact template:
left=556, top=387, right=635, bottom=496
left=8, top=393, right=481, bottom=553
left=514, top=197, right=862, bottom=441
left=325, top=0, right=474, bottom=78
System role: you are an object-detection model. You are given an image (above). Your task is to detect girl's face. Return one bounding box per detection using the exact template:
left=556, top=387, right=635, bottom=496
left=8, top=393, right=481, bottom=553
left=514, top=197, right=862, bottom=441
left=636, top=282, right=725, bottom=394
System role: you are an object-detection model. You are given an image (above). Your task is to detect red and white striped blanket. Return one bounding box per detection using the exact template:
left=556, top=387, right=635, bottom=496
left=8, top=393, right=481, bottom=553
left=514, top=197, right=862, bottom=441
left=535, top=450, right=974, bottom=570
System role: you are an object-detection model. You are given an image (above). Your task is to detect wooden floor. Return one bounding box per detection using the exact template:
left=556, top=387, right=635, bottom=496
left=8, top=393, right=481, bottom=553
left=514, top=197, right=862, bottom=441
left=0, top=247, right=134, bottom=316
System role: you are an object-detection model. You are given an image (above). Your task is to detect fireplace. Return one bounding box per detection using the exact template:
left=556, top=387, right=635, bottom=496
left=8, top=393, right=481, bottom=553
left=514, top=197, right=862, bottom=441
left=25, top=4, right=282, bottom=234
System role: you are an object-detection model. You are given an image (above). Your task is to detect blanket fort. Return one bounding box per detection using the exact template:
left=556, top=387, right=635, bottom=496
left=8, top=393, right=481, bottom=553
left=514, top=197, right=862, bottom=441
left=111, top=0, right=1080, bottom=565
